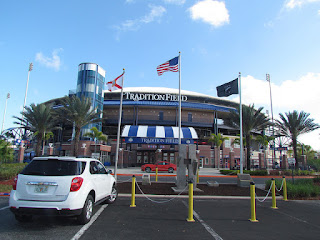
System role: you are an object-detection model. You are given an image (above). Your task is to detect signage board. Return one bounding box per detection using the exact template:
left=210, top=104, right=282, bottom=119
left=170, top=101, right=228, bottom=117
left=124, top=137, right=195, bottom=145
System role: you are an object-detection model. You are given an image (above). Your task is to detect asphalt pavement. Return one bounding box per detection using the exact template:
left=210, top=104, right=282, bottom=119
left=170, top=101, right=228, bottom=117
left=1, top=196, right=320, bottom=240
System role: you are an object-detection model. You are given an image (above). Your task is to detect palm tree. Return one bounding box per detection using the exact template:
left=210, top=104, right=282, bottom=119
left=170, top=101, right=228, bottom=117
left=208, top=133, right=229, bottom=168
left=225, top=104, right=270, bottom=170
left=276, top=111, right=320, bottom=169
left=58, top=95, right=101, bottom=156
left=84, top=127, right=108, bottom=154
left=13, top=103, right=57, bottom=156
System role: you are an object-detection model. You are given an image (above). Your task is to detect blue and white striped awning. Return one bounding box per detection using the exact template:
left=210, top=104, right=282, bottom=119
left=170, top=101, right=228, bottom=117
left=121, top=125, right=198, bottom=139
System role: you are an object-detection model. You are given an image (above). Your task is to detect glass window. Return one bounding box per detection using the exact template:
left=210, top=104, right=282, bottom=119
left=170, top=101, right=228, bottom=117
left=159, top=111, right=163, bottom=121
left=21, top=160, right=86, bottom=176
left=205, top=158, right=209, bottom=164
left=96, top=162, right=107, bottom=174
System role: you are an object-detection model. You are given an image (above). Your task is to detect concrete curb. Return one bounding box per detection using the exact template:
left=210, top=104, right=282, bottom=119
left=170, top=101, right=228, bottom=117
left=118, top=193, right=284, bottom=200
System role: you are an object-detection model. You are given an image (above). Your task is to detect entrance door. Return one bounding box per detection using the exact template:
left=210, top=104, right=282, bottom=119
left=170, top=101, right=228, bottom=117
left=199, top=158, right=204, bottom=168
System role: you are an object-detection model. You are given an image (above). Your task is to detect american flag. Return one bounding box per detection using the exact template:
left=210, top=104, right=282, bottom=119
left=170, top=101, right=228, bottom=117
left=157, top=56, right=179, bottom=76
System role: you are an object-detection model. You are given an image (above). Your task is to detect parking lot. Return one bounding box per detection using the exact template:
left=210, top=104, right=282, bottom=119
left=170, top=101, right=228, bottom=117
left=1, top=194, right=320, bottom=240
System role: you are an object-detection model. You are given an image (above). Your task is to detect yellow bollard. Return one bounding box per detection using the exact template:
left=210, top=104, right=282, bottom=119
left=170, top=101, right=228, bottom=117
left=187, top=180, right=195, bottom=222
left=155, top=167, right=158, bottom=182
left=130, top=175, right=136, bottom=208
left=249, top=182, right=258, bottom=222
left=271, top=178, right=278, bottom=209
left=196, top=168, right=199, bottom=183
left=283, top=176, right=288, bottom=201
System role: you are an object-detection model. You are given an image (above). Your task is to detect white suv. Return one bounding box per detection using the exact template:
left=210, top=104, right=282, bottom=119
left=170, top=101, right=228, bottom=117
left=9, top=156, right=117, bottom=224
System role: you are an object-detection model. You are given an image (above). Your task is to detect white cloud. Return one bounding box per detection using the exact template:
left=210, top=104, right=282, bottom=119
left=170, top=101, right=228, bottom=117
left=188, top=0, right=229, bottom=27
left=163, top=0, right=186, bottom=5
left=35, top=48, right=63, bottom=71
left=226, top=73, right=320, bottom=150
left=115, top=5, right=166, bottom=33
left=284, top=0, right=320, bottom=9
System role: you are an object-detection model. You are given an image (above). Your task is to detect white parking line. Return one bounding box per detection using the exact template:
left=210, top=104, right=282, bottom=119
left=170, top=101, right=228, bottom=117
left=182, top=201, right=223, bottom=240
left=0, top=206, right=9, bottom=211
left=71, top=204, right=108, bottom=240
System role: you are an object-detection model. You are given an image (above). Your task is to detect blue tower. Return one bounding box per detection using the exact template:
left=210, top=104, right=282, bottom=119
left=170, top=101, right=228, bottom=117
left=76, top=63, right=106, bottom=135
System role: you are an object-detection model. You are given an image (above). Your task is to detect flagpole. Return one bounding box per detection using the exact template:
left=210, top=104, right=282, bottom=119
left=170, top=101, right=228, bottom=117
left=267, top=73, right=275, bottom=169
left=114, top=69, right=125, bottom=183
left=239, top=72, right=243, bottom=174
left=178, top=52, right=181, bottom=145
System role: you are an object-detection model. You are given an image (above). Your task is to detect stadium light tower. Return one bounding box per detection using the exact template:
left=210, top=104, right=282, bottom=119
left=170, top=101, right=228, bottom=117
left=22, top=63, right=33, bottom=115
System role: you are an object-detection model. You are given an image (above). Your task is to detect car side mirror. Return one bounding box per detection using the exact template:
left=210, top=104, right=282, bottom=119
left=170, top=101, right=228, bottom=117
left=107, top=169, right=113, bottom=174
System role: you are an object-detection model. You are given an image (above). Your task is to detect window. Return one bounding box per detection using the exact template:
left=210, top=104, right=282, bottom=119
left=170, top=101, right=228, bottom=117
left=205, top=158, right=209, bottom=165
left=21, top=160, right=86, bottom=176
left=188, top=113, right=192, bottom=122
left=159, top=111, right=164, bottom=121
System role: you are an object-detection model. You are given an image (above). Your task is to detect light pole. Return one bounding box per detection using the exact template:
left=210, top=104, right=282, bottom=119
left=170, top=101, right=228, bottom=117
left=22, top=63, right=33, bottom=115
left=1, top=93, right=10, bottom=134
left=20, top=63, right=33, bottom=139
left=266, top=73, right=275, bottom=168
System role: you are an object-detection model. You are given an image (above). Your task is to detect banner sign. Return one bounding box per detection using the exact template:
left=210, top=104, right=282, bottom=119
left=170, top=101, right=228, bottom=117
left=124, top=137, right=195, bottom=145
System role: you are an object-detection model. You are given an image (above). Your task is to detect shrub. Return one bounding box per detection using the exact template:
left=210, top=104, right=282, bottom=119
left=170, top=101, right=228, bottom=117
left=0, top=163, right=27, bottom=180
left=265, top=178, right=320, bottom=199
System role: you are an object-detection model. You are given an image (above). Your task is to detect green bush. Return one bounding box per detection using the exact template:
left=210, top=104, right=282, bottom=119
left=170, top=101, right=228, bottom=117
left=265, top=178, right=320, bottom=199
left=0, top=163, right=27, bottom=180
left=220, top=170, right=238, bottom=175
left=219, top=169, right=268, bottom=176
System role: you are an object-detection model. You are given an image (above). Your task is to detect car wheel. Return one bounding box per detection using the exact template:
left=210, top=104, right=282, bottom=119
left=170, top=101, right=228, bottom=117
left=15, top=214, right=32, bottom=222
left=145, top=167, right=151, bottom=173
left=106, top=184, right=118, bottom=204
left=77, top=195, right=94, bottom=225
left=168, top=168, right=174, bottom=173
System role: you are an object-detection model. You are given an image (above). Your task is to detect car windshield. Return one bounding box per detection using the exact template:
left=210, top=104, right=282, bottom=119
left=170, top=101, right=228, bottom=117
left=20, top=159, right=86, bottom=176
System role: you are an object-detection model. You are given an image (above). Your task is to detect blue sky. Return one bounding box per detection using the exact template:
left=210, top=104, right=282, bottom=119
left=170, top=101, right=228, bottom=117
left=1, top=0, right=320, bottom=150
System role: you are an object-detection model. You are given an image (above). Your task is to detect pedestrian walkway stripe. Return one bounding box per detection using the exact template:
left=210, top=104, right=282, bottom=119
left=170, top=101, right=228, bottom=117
left=71, top=204, right=108, bottom=240
left=182, top=201, right=223, bottom=240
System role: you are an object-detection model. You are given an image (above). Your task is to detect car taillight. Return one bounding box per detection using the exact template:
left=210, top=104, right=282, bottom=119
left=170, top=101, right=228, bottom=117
left=70, top=177, right=83, bottom=192
left=12, top=175, right=18, bottom=190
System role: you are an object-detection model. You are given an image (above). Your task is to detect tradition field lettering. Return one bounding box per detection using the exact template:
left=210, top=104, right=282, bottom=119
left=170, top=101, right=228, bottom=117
left=124, top=92, right=187, bottom=102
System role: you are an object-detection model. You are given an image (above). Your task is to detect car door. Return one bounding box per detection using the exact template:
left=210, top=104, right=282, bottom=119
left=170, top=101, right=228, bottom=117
left=90, top=161, right=106, bottom=201
left=157, top=162, right=166, bottom=171
left=95, top=161, right=112, bottom=198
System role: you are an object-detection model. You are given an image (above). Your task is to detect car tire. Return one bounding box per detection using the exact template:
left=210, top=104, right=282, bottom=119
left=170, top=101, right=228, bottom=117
left=15, top=214, right=32, bottom=222
left=168, top=168, right=174, bottom=173
left=77, top=195, right=94, bottom=225
left=145, top=167, right=151, bottom=173
left=106, top=184, right=118, bottom=204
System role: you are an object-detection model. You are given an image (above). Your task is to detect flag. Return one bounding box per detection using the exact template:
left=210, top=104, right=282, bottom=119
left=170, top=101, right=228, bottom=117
left=7, top=93, right=10, bottom=99
left=157, top=56, right=179, bottom=76
left=107, top=73, right=124, bottom=92
left=216, top=78, right=239, bottom=97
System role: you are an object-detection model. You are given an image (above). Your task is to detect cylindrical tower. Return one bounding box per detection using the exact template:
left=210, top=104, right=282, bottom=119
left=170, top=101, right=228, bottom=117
left=77, top=63, right=106, bottom=134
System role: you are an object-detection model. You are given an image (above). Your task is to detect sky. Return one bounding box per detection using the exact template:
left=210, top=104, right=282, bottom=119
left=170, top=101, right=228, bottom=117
left=0, top=0, right=320, bottom=150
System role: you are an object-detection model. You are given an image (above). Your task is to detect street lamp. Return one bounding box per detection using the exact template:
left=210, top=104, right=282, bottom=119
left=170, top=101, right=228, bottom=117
left=1, top=93, right=10, bottom=134
left=22, top=63, right=33, bottom=115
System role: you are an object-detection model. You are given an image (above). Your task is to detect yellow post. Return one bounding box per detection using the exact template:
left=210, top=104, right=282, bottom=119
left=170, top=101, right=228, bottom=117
left=283, top=176, right=288, bottom=201
left=130, top=175, right=136, bottom=208
left=187, top=180, right=195, bottom=222
left=155, top=167, right=158, bottom=182
left=271, top=178, right=278, bottom=209
left=249, top=182, right=258, bottom=222
left=196, top=168, right=199, bottom=183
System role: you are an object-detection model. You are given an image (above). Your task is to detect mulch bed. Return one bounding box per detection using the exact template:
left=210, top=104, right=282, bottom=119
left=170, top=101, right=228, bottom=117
left=117, top=182, right=268, bottom=196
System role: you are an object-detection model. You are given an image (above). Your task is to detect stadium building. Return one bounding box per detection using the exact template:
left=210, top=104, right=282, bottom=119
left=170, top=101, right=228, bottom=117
left=14, top=63, right=277, bottom=169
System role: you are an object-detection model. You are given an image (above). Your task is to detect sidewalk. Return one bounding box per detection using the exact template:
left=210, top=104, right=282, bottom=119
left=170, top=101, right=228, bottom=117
left=109, top=166, right=224, bottom=176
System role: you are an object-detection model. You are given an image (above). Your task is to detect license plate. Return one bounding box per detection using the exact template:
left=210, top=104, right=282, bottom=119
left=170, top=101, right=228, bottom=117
left=34, top=185, right=49, bottom=193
